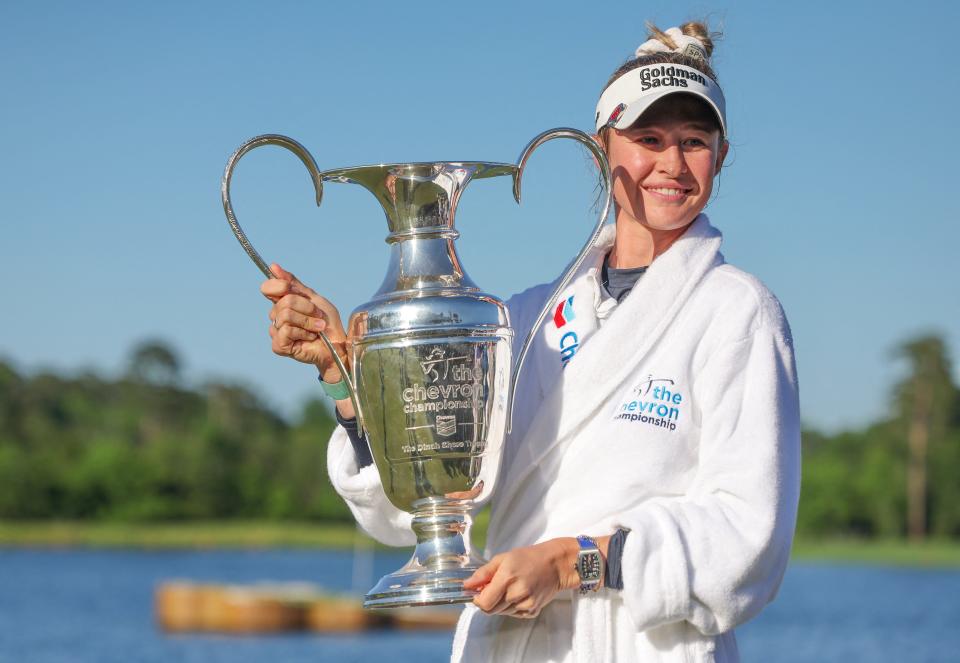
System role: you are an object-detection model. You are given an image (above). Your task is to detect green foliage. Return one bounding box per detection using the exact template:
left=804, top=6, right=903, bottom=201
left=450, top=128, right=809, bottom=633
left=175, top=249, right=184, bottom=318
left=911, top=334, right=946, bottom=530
left=797, top=423, right=907, bottom=538
left=2, top=332, right=958, bottom=541
left=798, top=332, right=960, bottom=540
left=127, top=339, right=181, bottom=385
left=929, top=427, right=960, bottom=537
left=0, top=341, right=351, bottom=523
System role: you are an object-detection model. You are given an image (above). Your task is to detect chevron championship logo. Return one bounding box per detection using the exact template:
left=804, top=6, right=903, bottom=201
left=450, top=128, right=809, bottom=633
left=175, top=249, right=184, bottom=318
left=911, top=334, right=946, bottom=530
left=553, top=296, right=579, bottom=368
left=553, top=295, right=576, bottom=328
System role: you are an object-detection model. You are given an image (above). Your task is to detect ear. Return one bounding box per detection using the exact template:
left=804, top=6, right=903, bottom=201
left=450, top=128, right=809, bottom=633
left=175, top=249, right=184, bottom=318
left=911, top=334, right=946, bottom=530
left=591, top=131, right=608, bottom=150
left=715, top=139, right=729, bottom=175
left=590, top=131, right=608, bottom=169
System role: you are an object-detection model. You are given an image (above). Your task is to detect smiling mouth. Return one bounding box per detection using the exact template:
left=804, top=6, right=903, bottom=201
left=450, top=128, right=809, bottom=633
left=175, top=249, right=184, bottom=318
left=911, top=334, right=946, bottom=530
left=644, top=186, right=692, bottom=200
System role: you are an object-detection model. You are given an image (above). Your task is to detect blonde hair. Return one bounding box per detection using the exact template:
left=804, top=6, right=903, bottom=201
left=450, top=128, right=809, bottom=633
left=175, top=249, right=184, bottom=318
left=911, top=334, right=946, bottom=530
left=604, top=20, right=721, bottom=90
left=644, top=21, right=717, bottom=59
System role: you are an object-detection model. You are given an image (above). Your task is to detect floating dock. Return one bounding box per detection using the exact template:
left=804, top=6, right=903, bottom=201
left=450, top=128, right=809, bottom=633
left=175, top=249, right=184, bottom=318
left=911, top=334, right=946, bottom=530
left=155, top=582, right=461, bottom=634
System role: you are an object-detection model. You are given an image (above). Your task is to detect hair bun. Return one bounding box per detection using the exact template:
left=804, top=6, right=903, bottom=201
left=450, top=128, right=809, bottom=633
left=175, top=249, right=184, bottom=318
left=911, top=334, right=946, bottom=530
left=636, top=21, right=715, bottom=62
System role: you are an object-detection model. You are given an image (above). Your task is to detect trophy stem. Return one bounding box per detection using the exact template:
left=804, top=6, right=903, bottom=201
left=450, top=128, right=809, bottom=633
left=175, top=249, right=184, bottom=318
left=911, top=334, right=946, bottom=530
left=363, top=497, right=485, bottom=609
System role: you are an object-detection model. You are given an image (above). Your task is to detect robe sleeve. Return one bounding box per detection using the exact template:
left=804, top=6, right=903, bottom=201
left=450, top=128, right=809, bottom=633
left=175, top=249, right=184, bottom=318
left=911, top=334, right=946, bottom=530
left=613, top=320, right=801, bottom=635
left=326, top=425, right=415, bottom=546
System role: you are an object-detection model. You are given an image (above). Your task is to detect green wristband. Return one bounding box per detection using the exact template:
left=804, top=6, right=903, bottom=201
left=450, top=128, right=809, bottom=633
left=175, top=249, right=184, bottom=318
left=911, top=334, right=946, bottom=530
left=319, top=376, right=351, bottom=401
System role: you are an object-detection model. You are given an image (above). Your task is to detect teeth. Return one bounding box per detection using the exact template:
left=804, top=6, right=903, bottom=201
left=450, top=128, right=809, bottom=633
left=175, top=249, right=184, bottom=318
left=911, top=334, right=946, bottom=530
left=649, top=187, right=685, bottom=196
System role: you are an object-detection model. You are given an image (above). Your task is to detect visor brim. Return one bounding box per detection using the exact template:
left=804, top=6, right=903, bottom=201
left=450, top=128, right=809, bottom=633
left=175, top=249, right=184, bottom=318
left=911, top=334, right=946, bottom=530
left=610, top=89, right=727, bottom=137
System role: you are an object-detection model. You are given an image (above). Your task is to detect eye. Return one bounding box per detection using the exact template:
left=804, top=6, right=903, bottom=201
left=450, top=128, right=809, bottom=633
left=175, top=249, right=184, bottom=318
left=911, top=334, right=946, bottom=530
left=682, top=137, right=707, bottom=148
left=633, top=135, right=660, bottom=146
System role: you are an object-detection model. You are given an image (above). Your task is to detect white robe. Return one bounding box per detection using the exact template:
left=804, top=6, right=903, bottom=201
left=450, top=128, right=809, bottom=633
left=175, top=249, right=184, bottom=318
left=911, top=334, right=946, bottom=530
left=327, top=214, right=801, bottom=662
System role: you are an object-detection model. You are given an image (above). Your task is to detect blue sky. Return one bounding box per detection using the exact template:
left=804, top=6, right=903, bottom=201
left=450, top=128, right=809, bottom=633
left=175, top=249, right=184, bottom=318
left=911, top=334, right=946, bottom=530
left=1, top=0, right=957, bottom=432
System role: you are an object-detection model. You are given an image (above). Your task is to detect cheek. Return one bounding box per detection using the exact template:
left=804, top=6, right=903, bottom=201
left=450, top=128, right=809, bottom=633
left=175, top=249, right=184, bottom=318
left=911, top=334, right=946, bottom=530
left=689, top=153, right=720, bottom=186
left=609, top=150, right=654, bottom=195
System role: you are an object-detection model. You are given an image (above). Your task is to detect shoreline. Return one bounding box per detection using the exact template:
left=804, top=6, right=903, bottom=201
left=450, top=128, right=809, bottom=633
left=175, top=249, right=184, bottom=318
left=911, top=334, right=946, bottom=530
left=1, top=521, right=958, bottom=567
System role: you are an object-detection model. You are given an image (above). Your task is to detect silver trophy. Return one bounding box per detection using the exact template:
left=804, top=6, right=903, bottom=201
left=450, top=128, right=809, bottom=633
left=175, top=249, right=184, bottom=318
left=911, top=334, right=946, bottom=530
left=221, top=129, right=611, bottom=608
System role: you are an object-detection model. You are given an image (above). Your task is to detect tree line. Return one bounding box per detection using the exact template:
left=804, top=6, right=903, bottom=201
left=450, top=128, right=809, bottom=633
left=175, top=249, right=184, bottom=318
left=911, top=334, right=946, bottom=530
left=798, top=335, right=960, bottom=540
left=0, top=341, right=350, bottom=522
left=0, top=336, right=958, bottom=539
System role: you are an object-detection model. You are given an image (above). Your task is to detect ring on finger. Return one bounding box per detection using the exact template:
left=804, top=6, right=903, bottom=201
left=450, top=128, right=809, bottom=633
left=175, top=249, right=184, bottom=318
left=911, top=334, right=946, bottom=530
left=273, top=316, right=281, bottom=329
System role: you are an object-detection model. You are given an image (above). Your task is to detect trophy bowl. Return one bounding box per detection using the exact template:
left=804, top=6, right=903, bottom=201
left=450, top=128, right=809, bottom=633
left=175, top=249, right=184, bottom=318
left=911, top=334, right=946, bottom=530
left=221, top=131, right=611, bottom=608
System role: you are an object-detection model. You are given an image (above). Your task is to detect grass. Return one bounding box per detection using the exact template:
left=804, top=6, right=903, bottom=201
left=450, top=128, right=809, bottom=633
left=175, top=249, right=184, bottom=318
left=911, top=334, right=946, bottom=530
left=0, top=508, right=493, bottom=551
left=791, top=538, right=960, bottom=567
left=1, top=520, right=958, bottom=567
left=0, top=520, right=362, bottom=549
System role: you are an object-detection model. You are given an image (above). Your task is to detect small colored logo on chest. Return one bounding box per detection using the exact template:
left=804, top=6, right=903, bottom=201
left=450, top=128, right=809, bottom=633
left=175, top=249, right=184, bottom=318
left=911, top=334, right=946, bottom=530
left=553, top=296, right=578, bottom=368
left=553, top=296, right=576, bottom=327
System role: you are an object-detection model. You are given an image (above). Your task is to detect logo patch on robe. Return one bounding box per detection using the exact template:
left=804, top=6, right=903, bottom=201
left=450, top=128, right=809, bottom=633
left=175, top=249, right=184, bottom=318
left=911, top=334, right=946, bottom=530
left=553, top=295, right=576, bottom=328
left=552, top=296, right=579, bottom=368
left=613, top=374, right=684, bottom=431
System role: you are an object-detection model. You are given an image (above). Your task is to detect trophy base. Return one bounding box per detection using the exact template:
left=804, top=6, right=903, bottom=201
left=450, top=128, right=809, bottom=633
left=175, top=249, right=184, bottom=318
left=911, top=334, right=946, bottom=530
left=363, top=566, right=479, bottom=609
left=363, top=497, right=485, bottom=609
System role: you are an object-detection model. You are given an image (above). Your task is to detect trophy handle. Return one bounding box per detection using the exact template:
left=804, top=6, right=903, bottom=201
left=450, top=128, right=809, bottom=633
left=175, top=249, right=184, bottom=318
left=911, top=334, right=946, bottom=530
left=507, top=128, right=613, bottom=432
left=221, top=134, right=365, bottom=431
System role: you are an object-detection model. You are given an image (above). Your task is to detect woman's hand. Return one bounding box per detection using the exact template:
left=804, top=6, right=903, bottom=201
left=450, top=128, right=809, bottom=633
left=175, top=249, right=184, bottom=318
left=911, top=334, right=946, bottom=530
left=260, top=262, right=349, bottom=385
left=462, top=538, right=582, bottom=619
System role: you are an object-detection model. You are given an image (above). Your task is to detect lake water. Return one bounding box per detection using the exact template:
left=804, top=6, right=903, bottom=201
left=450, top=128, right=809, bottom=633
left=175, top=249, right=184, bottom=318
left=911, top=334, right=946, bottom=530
left=0, top=549, right=957, bottom=662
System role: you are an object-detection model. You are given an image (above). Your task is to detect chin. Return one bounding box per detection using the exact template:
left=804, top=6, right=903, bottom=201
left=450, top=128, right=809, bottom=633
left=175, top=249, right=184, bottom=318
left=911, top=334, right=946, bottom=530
left=643, top=215, right=697, bottom=232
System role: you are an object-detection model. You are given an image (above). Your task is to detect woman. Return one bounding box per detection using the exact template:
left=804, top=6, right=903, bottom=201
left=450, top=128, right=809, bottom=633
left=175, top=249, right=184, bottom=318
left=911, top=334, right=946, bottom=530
left=262, top=22, right=800, bottom=663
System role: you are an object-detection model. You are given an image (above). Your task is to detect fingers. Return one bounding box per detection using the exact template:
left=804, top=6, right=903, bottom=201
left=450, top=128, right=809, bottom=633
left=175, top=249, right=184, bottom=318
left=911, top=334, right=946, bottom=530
left=269, top=297, right=327, bottom=346
left=471, top=561, right=511, bottom=614
left=260, top=277, right=313, bottom=301
left=270, top=262, right=298, bottom=285
left=468, top=558, right=532, bottom=615
left=271, top=294, right=323, bottom=325
left=473, top=579, right=509, bottom=614
left=492, top=580, right=531, bottom=615
left=261, top=272, right=342, bottom=332
left=269, top=263, right=338, bottom=311
left=469, top=543, right=564, bottom=619
left=463, top=556, right=500, bottom=590
left=267, top=292, right=326, bottom=355
left=274, top=306, right=327, bottom=333
left=274, top=324, right=318, bottom=347
left=482, top=583, right=538, bottom=618
left=507, top=598, right=540, bottom=619
left=261, top=263, right=316, bottom=301
left=271, top=326, right=318, bottom=358
left=261, top=278, right=293, bottom=300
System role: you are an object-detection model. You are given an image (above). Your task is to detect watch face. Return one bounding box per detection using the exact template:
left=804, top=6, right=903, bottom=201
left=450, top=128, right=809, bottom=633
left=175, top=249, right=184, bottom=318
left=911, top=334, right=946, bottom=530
left=578, top=552, right=602, bottom=581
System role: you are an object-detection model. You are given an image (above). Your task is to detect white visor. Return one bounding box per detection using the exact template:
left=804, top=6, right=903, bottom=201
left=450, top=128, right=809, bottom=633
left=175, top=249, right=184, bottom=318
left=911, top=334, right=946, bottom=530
left=595, top=63, right=727, bottom=137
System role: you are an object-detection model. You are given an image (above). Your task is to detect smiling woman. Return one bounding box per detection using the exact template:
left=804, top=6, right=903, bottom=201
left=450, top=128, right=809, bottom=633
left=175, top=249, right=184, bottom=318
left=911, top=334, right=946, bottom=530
left=596, top=24, right=729, bottom=267
left=262, top=18, right=801, bottom=663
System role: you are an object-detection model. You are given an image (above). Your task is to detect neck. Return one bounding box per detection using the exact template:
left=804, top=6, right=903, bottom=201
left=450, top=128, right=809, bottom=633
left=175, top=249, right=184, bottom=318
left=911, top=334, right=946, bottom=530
left=608, top=208, right=696, bottom=268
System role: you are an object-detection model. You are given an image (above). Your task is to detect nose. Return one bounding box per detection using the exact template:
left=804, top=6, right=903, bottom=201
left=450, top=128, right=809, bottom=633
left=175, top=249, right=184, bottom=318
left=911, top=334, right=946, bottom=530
left=657, top=144, right=687, bottom=177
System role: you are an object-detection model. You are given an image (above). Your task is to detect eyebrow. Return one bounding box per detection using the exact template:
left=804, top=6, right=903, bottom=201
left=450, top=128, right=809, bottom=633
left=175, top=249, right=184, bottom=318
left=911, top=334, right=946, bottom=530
left=624, top=121, right=717, bottom=134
